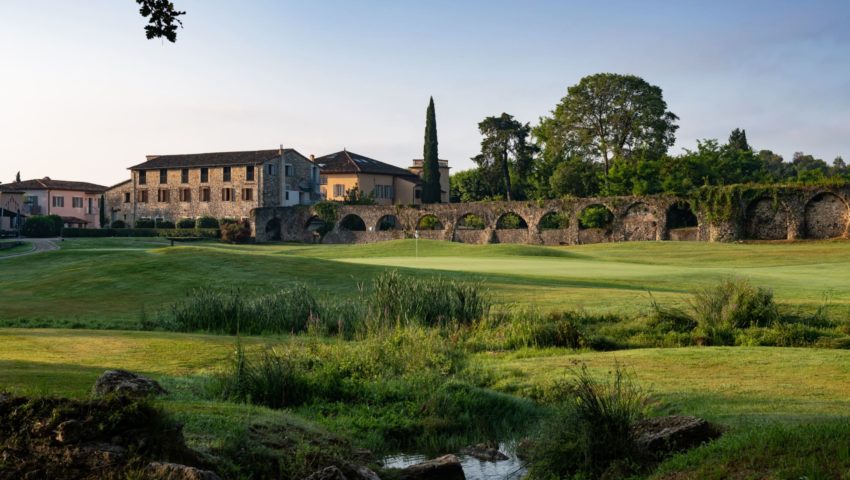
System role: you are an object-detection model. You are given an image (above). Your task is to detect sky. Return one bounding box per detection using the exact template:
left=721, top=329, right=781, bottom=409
left=1, top=0, right=850, bottom=186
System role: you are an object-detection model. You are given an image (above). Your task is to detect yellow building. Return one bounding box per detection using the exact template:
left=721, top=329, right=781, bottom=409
left=314, top=150, right=449, bottom=205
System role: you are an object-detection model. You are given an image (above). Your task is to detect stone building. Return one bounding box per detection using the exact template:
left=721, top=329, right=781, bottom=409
left=105, top=148, right=320, bottom=226
left=314, top=150, right=451, bottom=205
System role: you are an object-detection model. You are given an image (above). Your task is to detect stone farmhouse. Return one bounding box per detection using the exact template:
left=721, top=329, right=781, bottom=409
left=105, top=148, right=320, bottom=226
left=315, top=150, right=450, bottom=205
left=0, top=178, right=107, bottom=229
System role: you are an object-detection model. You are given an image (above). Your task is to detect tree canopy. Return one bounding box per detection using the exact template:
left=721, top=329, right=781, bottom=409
left=421, top=97, right=441, bottom=203
left=472, top=113, right=536, bottom=201
left=136, top=0, right=185, bottom=42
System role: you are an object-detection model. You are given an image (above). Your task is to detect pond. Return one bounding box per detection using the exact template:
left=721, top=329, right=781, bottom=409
left=381, top=443, right=526, bottom=480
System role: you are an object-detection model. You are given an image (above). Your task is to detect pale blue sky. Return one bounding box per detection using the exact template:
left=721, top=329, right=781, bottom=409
left=1, top=1, right=849, bottom=185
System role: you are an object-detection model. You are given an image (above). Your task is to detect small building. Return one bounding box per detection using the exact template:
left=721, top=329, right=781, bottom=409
left=314, top=150, right=450, bottom=205
left=0, top=178, right=107, bottom=228
left=0, top=189, right=25, bottom=231
left=106, top=147, right=320, bottom=226
left=408, top=158, right=451, bottom=204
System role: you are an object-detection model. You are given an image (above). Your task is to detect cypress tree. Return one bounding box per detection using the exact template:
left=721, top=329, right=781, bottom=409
left=422, top=97, right=441, bottom=203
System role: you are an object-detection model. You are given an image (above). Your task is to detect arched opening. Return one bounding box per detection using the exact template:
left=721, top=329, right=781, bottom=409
left=623, top=202, right=657, bottom=241
left=265, top=218, right=281, bottom=241
left=416, top=214, right=444, bottom=230
left=804, top=192, right=849, bottom=239
left=305, top=215, right=328, bottom=233
left=666, top=203, right=698, bottom=241
left=457, top=213, right=486, bottom=230
left=538, top=211, right=569, bottom=230
left=377, top=215, right=400, bottom=231
left=578, top=204, right=614, bottom=230
left=339, top=214, right=366, bottom=231
left=745, top=197, right=788, bottom=240
left=496, top=212, right=528, bottom=229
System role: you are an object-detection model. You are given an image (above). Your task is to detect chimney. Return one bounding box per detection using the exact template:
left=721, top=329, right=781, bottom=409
left=278, top=144, right=284, bottom=156
left=309, top=154, right=315, bottom=162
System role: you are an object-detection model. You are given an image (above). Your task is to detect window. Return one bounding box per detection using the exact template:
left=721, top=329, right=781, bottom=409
left=123, top=192, right=130, bottom=203
left=415, top=189, right=421, bottom=199
left=285, top=191, right=290, bottom=201
left=139, top=170, right=147, bottom=185
left=384, top=185, right=393, bottom=199
left=181, top=168, right=189, bottom=183
left=222, top=188, right=234, bottom=202
left=24, top=195, right=38, bottom=207
left=223, top=166, right=231, bottom=182
left=284, top=164, right=293, bottom=176
left=138, top=190, right=149, bottom=203
left=158, top=189, right=170, bottom=203
left=241, top=188, right=253, bottom=201
left=268, top=164, right=277, bottom=175
left=200, top=168, right=209, bottom=183
left=200, top=187, right=210, bottom=202
left=72, top=197, right=83, bottom=208
left=246, top=166, right=254, bottom=181
left=160, top=169, right=168, bottom=183
left=52, top=196, right=65, bottom=208
left=87, top=198, right=94, bottom=214
left=320, top=175, right=328, bottom=185
left=179, top=188, right=191, bottom=202
left=333, top=184, right=345, bottom=197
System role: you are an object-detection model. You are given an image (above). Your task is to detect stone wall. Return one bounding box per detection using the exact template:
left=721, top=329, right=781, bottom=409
left=252, top=186, right=850, bottom=245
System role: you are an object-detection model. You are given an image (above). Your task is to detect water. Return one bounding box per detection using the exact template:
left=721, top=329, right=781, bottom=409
left=381, top=443, right=526, bottom=480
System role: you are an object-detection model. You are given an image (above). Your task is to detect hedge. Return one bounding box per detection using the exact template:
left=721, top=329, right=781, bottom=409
left=61, top=228, right=221, bottom=238
left=22, top=215, right=63, bottom=237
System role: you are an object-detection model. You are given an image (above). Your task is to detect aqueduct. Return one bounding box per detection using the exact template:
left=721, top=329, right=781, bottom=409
left=252, top=186, right=850, bottom=245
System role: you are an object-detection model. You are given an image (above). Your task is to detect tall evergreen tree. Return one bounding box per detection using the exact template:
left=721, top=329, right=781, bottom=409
left=728, top=128, right=751, bottom=151
left=421, top=97, right=441, bottom=203
left=15, top=171, right=21, bottom=183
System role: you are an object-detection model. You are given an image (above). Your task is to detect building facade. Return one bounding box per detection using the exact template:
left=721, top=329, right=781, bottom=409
left=0, top=178, right=107, bottom=228
left=106, top=148, right=320, bottom=226
left=314, top=150, right=450, bottom=205
left=407, top=158, right=451, bottom=203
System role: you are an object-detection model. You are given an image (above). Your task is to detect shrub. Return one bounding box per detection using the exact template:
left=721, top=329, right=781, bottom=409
left=578, top=205, right=614, bottom=229
left=539, top=212, right=569, bottom=230
left=527, top=364, right=646, bottom=479
left=176, top=218, right=196, bottom=229
left=458, top=214, right=486, bottom=230
left=60, top=228, right=113, bottom=237
left=134, top=218, right=155, bottom=228
left=690, top=278, right=779, bottom=346
left=155, top=219, right=175, bottom=229
left=647, top=296, right=697, bottom=333
left=216, top=341, right=313, bottom=409
left=111, top=220, right=126, bottom=229
left=221, top=219, right=252, bottom=243
left=496, top=212, right=527, bottom=229
left=197, top=216, right=219, bottom=228
left=417, top=215, right=443, bottom=230
left=21, top=215, right=61, bottom=237
left=369, top=271, right=490, bottom=329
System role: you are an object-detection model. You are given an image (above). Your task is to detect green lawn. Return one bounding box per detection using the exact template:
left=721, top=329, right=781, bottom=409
left=0, top=241, right=33, bottom=257
left=1, top=238, right=849, bottom=328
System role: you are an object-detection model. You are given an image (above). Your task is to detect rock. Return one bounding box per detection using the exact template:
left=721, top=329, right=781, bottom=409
left=461, top=443, right=508, bottom=462
left=344, top=464, right=381, bottom=480
left=398, top=454, right=465, bottom=480
left=54, top=419, right=84, bottom=444
left=143, top=462, right=222, bottom=480
left=303, top=466, right=348, bottom=480
left=632, top=415, right=721, bottom=456
left=93, top=369, right=168, bottom=397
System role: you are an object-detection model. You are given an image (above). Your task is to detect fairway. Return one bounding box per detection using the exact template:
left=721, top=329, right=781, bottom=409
left=1, top=238, right=850, bottom=327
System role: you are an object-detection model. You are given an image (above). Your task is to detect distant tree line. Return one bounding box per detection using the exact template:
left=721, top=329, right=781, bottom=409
left=452, top=73, right=847, bottom=202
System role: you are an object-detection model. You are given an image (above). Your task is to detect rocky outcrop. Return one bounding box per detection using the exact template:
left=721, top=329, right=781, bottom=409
left=93, top=370, right=168, bottom=397
left=398, top=454, right=465, bottom=480
left=302, top=464, right=382, bottom=480
left=632, top=415, right=721, bottom=457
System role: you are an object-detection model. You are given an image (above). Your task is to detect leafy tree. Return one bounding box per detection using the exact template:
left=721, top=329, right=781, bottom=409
left=343, top=186, right=376, bottom=205
left=728, top=128, right=751, bottom=151
left=421, top=97, right=441, bottom=203
left=831, top=156, right=847, bottom=177
left=535, top=73, right=678, bottom=177
left=791, top=152, right=829, bottom=183
left=549, top=157, right=602, bottom=198
left=136, top=0, right=185, bottom=42
left=472, top=113, right=536, bottom=201
left=450, top=168, right=494, bottom=202
left=756, top=150, right=790, bottom=182
left=604, top=156, right=662, bottom=196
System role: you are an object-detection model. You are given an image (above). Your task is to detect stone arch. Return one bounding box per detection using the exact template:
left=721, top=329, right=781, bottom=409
left=804, top=192, right=849, bottom=239
left=623, top=202, right=657, bottom=241
left=538, top=211, right=569, bottom=230
left=457, top=213, right=486, bottom=230
left=745, top=197, right=789, bottom=240
left=338, top=213, right=366, bottom=231
left=577, top=204, right=614, bottom=244
left=376, top=214, right=401, bottom=231
left=305, top=215, right=328, bottom=232
left=495, top=212, right=529, bottom=229
left=265, top=217, right=281, bottom=241
left=666, top=202, right=698, bottom=241
left=416, top=214, right=444, bottom=230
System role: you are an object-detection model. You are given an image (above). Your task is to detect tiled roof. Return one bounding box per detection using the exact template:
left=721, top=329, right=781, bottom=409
left=0, top=178, right=107, bottom=193
left=129, top=149, right=297, bottom=170
left=314, top=150, right=418, bottom=179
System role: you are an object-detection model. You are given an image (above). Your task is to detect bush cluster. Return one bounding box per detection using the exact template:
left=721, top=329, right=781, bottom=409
left=22, top=215, right=62, bottom=237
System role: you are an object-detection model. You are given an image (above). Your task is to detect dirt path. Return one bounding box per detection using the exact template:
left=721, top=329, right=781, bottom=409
left=0, top=238, right=59, bottom=260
